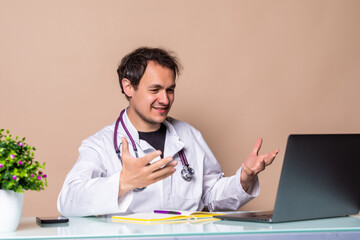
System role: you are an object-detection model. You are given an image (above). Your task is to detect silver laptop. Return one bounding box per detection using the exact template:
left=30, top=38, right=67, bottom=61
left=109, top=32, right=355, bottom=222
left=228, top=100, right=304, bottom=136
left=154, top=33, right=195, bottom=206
left=215, top=134, right=360, bottom=223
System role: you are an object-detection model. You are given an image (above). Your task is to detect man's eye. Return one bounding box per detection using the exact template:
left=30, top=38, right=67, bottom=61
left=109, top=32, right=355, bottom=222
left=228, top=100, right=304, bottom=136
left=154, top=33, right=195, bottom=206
left=167, top=89, right=175, bottom=93
left=150, top=89, right=159, bottom=93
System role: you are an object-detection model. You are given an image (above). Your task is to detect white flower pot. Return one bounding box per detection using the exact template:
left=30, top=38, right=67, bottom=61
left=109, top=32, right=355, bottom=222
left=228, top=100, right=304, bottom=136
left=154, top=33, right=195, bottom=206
left=0, top=190, right=24, bottom=232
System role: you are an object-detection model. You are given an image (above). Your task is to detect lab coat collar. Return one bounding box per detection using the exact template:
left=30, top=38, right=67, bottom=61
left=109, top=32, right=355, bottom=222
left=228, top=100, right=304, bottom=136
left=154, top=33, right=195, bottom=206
left=121, top=109, right=140, bottom=147
left=119, top=109, right=185, bottom=156
left=163, top=120, right=185, bottom=157
left=121, top=110, right=153, bottom=151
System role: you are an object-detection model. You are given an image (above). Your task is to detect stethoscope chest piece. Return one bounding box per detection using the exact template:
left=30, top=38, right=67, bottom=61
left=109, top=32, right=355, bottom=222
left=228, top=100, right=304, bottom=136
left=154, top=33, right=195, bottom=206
left=181, top=165, right=195, bottom=182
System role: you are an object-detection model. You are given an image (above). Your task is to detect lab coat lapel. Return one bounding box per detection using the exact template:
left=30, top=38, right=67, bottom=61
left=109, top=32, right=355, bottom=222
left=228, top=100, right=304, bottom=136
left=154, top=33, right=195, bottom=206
left=116, top=109, right=152, bottom=157
left=122, top=110, right=140, bottom=145
left=163, top=120, right=185, bottom=157
left=162, top=120, right=184, bottom=209
left=116, top=111, right=184, bottom=157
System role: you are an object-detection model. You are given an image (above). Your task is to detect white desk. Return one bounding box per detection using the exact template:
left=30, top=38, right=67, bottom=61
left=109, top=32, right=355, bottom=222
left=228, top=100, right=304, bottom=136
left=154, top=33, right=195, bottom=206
left=1, top=214, right=360, bottom=240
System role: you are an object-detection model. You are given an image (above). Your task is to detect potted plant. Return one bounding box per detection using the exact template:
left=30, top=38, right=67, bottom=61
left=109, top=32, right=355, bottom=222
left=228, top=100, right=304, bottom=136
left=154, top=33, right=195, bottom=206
left=0, top=129, right=47, bottom=232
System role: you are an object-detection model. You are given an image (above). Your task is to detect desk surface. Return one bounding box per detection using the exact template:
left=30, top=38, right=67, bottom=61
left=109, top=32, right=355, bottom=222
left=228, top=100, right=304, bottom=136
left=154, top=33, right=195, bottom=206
left=1, top=214, right=360, bottom=240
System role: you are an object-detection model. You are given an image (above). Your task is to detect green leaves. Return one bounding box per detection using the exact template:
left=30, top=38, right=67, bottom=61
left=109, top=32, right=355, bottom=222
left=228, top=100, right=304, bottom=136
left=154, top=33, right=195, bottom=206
left=0, top=129, right=48, bottom=193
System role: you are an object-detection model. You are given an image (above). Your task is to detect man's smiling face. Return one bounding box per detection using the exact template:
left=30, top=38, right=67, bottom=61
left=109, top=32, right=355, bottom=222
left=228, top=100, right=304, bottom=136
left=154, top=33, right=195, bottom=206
left=125, top=61, right=176, bottom=132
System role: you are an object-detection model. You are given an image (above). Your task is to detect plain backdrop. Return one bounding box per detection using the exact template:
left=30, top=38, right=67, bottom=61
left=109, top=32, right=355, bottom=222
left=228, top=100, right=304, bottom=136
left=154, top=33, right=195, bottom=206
left=1, top=0, right=359, bottom=217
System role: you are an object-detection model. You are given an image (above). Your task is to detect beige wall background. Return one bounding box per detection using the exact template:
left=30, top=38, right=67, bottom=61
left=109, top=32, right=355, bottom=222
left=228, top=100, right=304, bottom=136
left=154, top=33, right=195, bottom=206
left=1, top=0, right=359, bottom=217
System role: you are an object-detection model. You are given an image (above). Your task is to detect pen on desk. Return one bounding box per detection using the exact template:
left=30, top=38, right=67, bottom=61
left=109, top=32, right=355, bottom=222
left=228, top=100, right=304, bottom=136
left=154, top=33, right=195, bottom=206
left=154, top=210, right=181, bottom=215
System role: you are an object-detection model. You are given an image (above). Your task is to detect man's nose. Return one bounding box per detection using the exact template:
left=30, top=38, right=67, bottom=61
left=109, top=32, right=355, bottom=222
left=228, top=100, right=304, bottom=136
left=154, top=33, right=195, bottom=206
left=158, top=91, right=169, bottom=105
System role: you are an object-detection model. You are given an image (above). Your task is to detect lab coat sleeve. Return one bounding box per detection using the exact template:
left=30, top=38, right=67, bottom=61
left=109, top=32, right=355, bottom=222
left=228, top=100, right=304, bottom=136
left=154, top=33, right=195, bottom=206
left=197, top=132, right=260, bottom=211
left=57, top=141, right=132, bottom=216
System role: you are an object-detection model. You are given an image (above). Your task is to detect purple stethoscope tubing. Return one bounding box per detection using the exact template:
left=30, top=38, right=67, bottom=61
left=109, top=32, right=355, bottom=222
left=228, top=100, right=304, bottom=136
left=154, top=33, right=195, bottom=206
left=114, top=109, right=139, bottom=160
left=113, top=109, right=195, bottom=191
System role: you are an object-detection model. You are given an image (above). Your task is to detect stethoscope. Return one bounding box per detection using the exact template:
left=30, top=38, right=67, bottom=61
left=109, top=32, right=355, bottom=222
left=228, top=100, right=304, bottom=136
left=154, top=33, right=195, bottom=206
left=113, top=109, right=195, bottom=192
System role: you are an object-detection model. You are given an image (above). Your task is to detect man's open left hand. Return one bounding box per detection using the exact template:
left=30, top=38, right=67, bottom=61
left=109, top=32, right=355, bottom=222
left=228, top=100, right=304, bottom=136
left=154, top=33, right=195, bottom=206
left=240, top=138, right=279, bottom=192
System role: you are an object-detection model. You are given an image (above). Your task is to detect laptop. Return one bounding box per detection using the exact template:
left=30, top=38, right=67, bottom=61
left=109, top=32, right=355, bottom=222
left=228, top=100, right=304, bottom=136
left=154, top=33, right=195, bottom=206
left=215, top=134, right=360, bottom=223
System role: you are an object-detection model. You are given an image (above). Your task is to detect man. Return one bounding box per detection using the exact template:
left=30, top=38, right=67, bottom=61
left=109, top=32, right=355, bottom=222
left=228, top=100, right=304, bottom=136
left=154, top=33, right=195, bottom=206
left=57, top=47, right=279, bottom=216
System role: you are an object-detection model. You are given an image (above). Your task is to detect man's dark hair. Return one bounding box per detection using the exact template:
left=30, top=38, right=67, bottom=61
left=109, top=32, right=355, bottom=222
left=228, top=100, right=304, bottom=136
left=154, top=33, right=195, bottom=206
left=117, top=47, right=180, bottom=95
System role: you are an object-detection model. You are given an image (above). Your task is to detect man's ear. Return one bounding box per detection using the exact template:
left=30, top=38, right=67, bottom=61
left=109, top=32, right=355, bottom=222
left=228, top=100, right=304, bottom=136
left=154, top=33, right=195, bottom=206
left=122, top=78, right=133, bottom=98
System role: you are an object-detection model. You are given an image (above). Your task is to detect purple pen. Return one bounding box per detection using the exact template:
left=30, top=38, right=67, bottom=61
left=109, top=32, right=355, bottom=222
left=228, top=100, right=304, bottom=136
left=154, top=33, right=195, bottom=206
left=154, top=210, right=181, bottom=215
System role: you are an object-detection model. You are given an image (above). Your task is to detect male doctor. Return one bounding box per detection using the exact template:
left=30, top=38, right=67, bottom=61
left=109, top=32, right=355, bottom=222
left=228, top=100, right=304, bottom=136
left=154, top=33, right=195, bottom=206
left=57, top=47, right=279, bottom=216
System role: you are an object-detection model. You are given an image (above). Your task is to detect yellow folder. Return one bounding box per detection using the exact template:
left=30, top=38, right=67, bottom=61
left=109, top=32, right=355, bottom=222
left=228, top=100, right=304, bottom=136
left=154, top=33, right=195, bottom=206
left=112, top=211, right=223, bottom=224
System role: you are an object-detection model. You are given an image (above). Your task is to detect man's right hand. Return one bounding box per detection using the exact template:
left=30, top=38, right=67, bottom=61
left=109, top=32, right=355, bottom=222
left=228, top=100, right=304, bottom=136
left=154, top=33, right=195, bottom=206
left=118, top=137, right=177, bottom=197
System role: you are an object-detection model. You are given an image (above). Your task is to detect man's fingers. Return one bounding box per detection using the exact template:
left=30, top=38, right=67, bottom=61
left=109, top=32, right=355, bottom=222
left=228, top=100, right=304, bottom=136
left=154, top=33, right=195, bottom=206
left=263, top=149, right=279, bottom=165
left=150, top=157, right=175, bottom=170
left=121, top=139, right=162, bottom=166
left=148, top=157, right=177, bottom=179
left=145, top=158, right=176, bottom=184
left=140, top=150, right=162, bottom=165
left=272, top=149, right=279, bottom=158
left=151, top=165, right=176, bottom=181
left=121, top=138, right=130, bottom=157
left=251, top=138, right=263, bottom=156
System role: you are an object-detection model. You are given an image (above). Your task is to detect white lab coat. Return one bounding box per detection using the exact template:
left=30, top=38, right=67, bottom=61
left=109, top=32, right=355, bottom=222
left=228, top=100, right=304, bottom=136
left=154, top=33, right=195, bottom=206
left=57, top=110, right=259, bottom=216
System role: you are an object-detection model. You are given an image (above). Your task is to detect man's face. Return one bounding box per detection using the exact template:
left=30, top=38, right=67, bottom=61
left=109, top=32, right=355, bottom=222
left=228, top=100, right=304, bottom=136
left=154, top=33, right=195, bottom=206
left=125, top=61, right=176, bottom=132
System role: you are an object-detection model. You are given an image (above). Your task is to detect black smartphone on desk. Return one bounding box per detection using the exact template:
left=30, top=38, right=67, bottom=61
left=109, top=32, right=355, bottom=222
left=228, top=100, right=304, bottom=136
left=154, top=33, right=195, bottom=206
left=36, top=216, right=69, bottom=225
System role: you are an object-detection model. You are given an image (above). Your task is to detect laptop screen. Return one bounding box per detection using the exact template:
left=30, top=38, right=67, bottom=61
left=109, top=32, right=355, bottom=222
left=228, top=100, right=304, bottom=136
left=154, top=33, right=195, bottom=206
left=272, top=134, right=360, bottom=222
